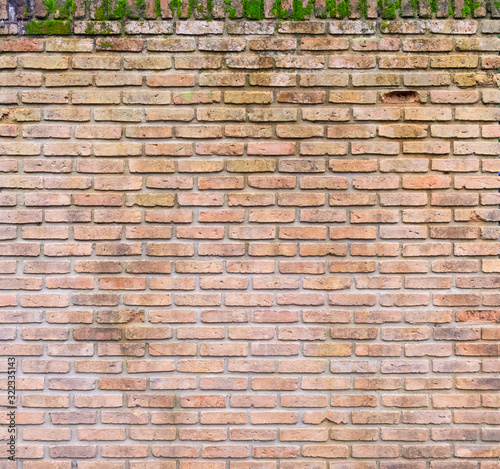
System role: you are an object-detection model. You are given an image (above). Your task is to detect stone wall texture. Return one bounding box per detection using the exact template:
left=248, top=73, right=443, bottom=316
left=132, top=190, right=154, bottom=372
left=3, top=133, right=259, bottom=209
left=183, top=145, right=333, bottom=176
left=0, top=14, right=499, bottom=469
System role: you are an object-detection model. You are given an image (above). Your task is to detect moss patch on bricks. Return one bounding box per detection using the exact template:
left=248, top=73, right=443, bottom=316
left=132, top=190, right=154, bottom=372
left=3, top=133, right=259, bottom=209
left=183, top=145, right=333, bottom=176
left=26, top=19, right=71, bottom=34
left=271, top=0, right=288, bottom=18
left=109, top=0, right=133, bottom=18
left=378, top=0, right=401, bottom=18
left=168, top=0, right=184, bottom=17
left=270, top=0, right=317, bottom=19
left=84, top=21, right=115, bottom=34
left=41, top=0, right=76, bottom=17
left=58, top=0, right=77, bottom=18
left=98, top=39, right=114, bottom=48
left=42, top=0, right=58, bottom=14
left=95, top=0, right=134, bottom=20
left=327, top=0, right=351, bottom=18
left=223, top=0, right=237, bottom=17
left=154, top=0, right=162, bottom=16
left=179, top=0, right=216, bottom=20
left=16, top=0, right=496, bottom=25
left=356, top=0, right=368, bottom=16
left=242, top=0, right=265, bottom=20
left=447, top=0, right=456, bottom=15
left=461, top=0, right=481, bottom=16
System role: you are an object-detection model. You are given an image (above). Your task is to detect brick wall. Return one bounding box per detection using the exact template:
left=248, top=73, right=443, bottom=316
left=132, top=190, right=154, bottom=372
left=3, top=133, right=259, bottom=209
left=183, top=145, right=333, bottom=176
left=0, top=15, right=499, bottom=468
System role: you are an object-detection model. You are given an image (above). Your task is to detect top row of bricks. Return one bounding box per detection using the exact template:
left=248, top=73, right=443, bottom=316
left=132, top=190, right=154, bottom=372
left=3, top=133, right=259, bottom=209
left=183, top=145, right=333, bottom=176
left=1, top=19, right=500, bottom=38
left=2, top=0, right=500, bottom=24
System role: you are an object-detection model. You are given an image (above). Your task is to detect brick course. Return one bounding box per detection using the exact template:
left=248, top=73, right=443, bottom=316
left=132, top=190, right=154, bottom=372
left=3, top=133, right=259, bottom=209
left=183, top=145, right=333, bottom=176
left=0, top=15, right=499, bottom=467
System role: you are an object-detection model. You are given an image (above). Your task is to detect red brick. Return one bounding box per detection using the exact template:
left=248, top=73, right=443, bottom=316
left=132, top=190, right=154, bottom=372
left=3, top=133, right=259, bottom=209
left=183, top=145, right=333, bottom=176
left=0, top=22, right=497, bottom=468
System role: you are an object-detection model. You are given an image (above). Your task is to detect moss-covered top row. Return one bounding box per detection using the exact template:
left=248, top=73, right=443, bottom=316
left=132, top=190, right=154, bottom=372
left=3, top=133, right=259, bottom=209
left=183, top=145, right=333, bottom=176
left=16, top=0, right=500, bottom=25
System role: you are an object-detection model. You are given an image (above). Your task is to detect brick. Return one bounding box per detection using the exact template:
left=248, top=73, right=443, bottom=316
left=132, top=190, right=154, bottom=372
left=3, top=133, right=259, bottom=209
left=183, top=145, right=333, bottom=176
left=72, top=56, right=121, bottom=70
left=0, top=21, right=496, bottom=468
left=276, top=22, right=325, bottom=34
left=380, top=55, right=428, bottom=69
left=403, top=37, right=453, bottom=52
left=352, top=73, right=400, bottom=87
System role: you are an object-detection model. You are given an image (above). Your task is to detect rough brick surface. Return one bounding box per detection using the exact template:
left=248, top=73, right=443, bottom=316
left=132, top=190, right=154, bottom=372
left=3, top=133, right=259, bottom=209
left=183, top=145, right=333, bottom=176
left=0, top=18, right=499, bottom=467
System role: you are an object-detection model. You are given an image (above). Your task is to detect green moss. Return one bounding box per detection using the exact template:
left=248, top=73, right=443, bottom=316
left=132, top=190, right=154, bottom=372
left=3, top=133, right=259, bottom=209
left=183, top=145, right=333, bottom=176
left=110, top=0, right=132, bottom=18
left=187, top=0, right=196, bottom=17
left=461, top=0, right=480, bottom=16
left=93, top=0, right=132, bottom=20
left=325, top=0, right=333, bottom=16
left=379, top=0, right=400, bottom=18
left=94, top=6, right=105, bottom=18
left=410, top=0, right=419, bottom=16
left=205, top=0, right=214, bottom=18
left=99, top=39, right=113, bottom=47
left=40, top=0, right=76, bottom=19
left=154, top=0, right=162, bottom=16
left=58, top=0, right=77, bottom=18
left=242, top=0, right=264, bottom=19
left=197, top=0, right=206, bottom=15
left=186, top=0, right=214, bottom=20
left=94, top=0, right=110, bottom=19
left=135, top=0, right=146, bottom=16
left=356, top=0, right=368, bottom=17
left=16, top=0, right=484, bottom=23
left=102, top=21, right=114, bottom=33
left=291, top=0, right=314, bottom=19
left=272, top=0, right=288, bottom=18
left=447, top=0, right=455, bottom=16
left=326, top=0, right=350, bottom=18
left=94, top=0, right=135, bottom=20
left=169, top=0, right=183, bottom=16
left=84, top=20, right=113, bottom=34
left=223, top=0, right=237, bottom=17
left=336, top=0, right=350, bottom=17
left=385, top=4, right=396, bottom=17
left=26, top=19, right=71, bottom=34
left=42, top=0, right=58, bottom=15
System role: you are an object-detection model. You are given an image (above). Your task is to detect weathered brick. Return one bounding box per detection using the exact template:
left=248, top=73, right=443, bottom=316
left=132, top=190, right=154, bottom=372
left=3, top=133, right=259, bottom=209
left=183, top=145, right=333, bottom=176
left=0, top=18, right=496, bottom=468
